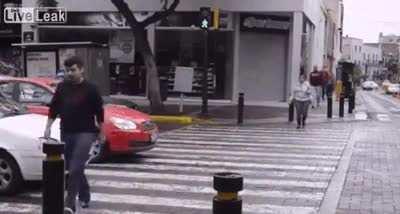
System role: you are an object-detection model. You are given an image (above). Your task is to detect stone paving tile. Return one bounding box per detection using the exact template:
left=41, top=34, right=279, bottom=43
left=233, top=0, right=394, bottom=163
left=336, top=128, right=400, bottom=214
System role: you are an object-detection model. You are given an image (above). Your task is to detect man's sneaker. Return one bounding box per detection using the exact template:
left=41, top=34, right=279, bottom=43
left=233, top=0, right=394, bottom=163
left=64, top=207, right=75, bottom=214
left=79, top=200, right=90, bottom=208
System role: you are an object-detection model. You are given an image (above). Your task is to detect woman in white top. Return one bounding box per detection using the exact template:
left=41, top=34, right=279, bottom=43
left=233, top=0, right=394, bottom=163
left=292, top=74, right=313, bottom=129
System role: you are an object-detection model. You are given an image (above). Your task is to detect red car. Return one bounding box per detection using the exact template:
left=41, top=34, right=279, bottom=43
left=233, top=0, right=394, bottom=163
left=0, top=77, right=158, bottom=162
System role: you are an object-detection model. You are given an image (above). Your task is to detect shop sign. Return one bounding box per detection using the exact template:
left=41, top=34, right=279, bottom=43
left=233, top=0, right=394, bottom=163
left=240, top=14, right=291, bottom=33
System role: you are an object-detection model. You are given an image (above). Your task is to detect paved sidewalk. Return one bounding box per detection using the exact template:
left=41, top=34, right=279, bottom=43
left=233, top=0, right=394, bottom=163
left=336, top=127, right=400, bottom=214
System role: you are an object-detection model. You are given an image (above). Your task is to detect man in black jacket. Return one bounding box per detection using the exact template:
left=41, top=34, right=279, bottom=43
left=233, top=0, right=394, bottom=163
left=44, top=56, right=104, bottom=214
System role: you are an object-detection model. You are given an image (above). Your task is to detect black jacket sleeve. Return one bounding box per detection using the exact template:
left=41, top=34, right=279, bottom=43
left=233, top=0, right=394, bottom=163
left=92, top=85, right=104, bottom=124
left=48, top=83, right=62, bottom=119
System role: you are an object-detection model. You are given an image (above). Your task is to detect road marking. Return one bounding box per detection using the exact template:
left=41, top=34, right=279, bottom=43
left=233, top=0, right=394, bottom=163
left=86, top=169, right=329, bottom=189
left=0, top=202, right=169, bottom=214
left=132, top=157, right=336, bottom=173
left=162, top=132, right=348, bottom=145
left=142, top=152, right=339, bottom=166
left=91, top=163, right=333, bottom=181
left=7, top=125, right=350, bottom=213
left=158, top=143, right=342, bottom=157
left=171, top=131, right=349, bottom=142
left=158, top=138, right=345, bottom=150
left=355, top=112, right=368, bottom=120
left=86, top=180, right=324, bottom=200
left=24, top=193, right=318, bottom=214
left=151, top=147, right=342, bottom=160
left=376, top=114, right=391, bottom=122
left=187, top=126, right=349, bottom=134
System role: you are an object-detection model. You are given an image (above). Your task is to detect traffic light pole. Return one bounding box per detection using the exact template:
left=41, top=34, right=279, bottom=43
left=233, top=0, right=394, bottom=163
left=201, top=29, right=209, bottom=116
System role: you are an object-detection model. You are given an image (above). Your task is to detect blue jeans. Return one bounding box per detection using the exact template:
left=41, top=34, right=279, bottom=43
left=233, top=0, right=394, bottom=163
left=61, top=132, right=97, bottom=209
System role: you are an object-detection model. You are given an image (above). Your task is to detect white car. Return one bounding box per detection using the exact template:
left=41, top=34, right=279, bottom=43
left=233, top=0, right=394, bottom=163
left=362, top=81, right=379, bottom=90
left=0, top=96, right=60, bottom=195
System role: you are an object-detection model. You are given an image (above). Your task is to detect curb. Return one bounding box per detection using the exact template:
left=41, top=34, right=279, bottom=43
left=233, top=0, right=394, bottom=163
left=150, top=115, right=216, bottom=125
left=150, top=115, right=193, bottom=124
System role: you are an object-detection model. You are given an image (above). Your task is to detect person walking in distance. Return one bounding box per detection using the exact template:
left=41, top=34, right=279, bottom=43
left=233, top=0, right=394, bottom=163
left=292, top=74, right=313, bottom=129
left=309, top=66, right=323, bottom=108
left=44, top=56, right=104, bottom=214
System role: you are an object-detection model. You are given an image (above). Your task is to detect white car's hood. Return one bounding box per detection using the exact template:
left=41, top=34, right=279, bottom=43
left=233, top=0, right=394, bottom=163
left=0, top=114, right=60, bottom=140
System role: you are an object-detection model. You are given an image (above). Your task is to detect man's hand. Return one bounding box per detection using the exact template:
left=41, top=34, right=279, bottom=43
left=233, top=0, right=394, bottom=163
left=44, top=118, right=55, bottom=139
left=97, top=123, right=106, bottom=144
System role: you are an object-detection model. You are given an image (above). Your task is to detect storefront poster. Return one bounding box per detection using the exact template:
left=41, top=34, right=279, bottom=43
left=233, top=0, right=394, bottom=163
left=26, top=51, right=57, bottom=77
left=173, top=66, right=194, bottom=93
left=109, top=31, right=135, bottom=63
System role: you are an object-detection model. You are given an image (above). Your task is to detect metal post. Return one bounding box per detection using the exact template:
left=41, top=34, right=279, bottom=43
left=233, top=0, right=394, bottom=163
left=339, top=93, right=345, bottom=118
left=289, top=101, right=294, bottom=122
left=348, top=91, right=353, bottom=114
left=42, top=138, right=65, bottom=214
left=213, top=172, right=243, bottom=214
left=201, top=29, right=209, bottom=116
left=351, top=91, right=356, bottom=111
left=327, top=96, right=332, bottom=118
left=237, top=93, right=244, bottom=125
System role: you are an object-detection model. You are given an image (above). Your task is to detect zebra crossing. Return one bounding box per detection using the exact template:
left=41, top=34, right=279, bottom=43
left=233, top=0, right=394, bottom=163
left=0, top=125, right=351, bottom=214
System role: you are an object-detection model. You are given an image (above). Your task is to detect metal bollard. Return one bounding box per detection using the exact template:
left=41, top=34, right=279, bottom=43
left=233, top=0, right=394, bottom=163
left=327, top=96, right=332, bottom=118
left=42, top=138, right=65, bottom=214
left=339, top=93, right=345, bottom=118
left=237, top=93, right=244, bottom=125
left=348, top=92, right=353, bottom=114
left=213, top=172, right=243, bottom=214
left=288, top=101, right=294, bottom=122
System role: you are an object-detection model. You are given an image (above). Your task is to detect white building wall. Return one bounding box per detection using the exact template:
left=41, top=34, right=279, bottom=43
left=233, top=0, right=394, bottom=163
left=311, top=7, right=326, bottom=70
left=361, top=44, right=382, bottom=77
left=342, top=37, right=363, bottom=65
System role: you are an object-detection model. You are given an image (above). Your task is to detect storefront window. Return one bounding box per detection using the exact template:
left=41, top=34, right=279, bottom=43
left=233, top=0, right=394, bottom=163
left=155, top=30, right=233, bottom=99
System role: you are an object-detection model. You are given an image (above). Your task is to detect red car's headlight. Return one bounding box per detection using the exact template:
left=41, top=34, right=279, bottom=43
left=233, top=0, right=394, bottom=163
left=110, top=117, right=138, bottom=130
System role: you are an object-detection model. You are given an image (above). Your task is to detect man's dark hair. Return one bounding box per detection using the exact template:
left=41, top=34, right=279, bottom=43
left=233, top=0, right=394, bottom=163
left=64, top=56, right=84, bottom=68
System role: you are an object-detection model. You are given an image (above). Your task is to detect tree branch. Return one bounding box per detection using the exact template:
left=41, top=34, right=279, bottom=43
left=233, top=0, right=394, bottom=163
left=142, top=0, right=180, bottom=27
left=110, top=0, right=141, bottom=29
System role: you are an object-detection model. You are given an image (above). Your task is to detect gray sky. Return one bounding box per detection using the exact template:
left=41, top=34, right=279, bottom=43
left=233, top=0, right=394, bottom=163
left=344, top=0, right=400, bottom=42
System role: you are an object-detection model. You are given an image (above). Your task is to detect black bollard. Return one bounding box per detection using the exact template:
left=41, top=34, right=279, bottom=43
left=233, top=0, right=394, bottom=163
left=339, top=93, right=345, bottom=118
left=237, top=93, right=244, bottom=125
left=289, top=101, right=294, bottom=122
left=351, top=92, right=356, bottom=112
left=348, top=92, right=353, bottom=114
left=327, top=96, right=332, bottom=118
left=213, top=172, right=243, bottom=214
left=42, top=137, right=65, bottom=214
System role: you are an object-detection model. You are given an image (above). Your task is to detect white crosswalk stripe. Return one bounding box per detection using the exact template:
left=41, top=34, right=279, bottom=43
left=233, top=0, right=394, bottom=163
left=1, top=125, right=350, bottom=214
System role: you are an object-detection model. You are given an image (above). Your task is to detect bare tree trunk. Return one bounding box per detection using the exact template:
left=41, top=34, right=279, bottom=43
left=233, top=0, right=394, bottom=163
left=110, top=0, right=180, bottom=113
left=135, top=27, right=163, bottom=113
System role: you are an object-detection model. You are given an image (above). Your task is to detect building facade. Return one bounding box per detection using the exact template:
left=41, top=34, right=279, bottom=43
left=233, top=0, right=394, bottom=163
left=342, top=36, right=364, bottom=66
left=19, top=0, right=342, bottom=104
left=342, top=36, right=383, bottom=79
left=362, top=43, right=382, bottom=79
